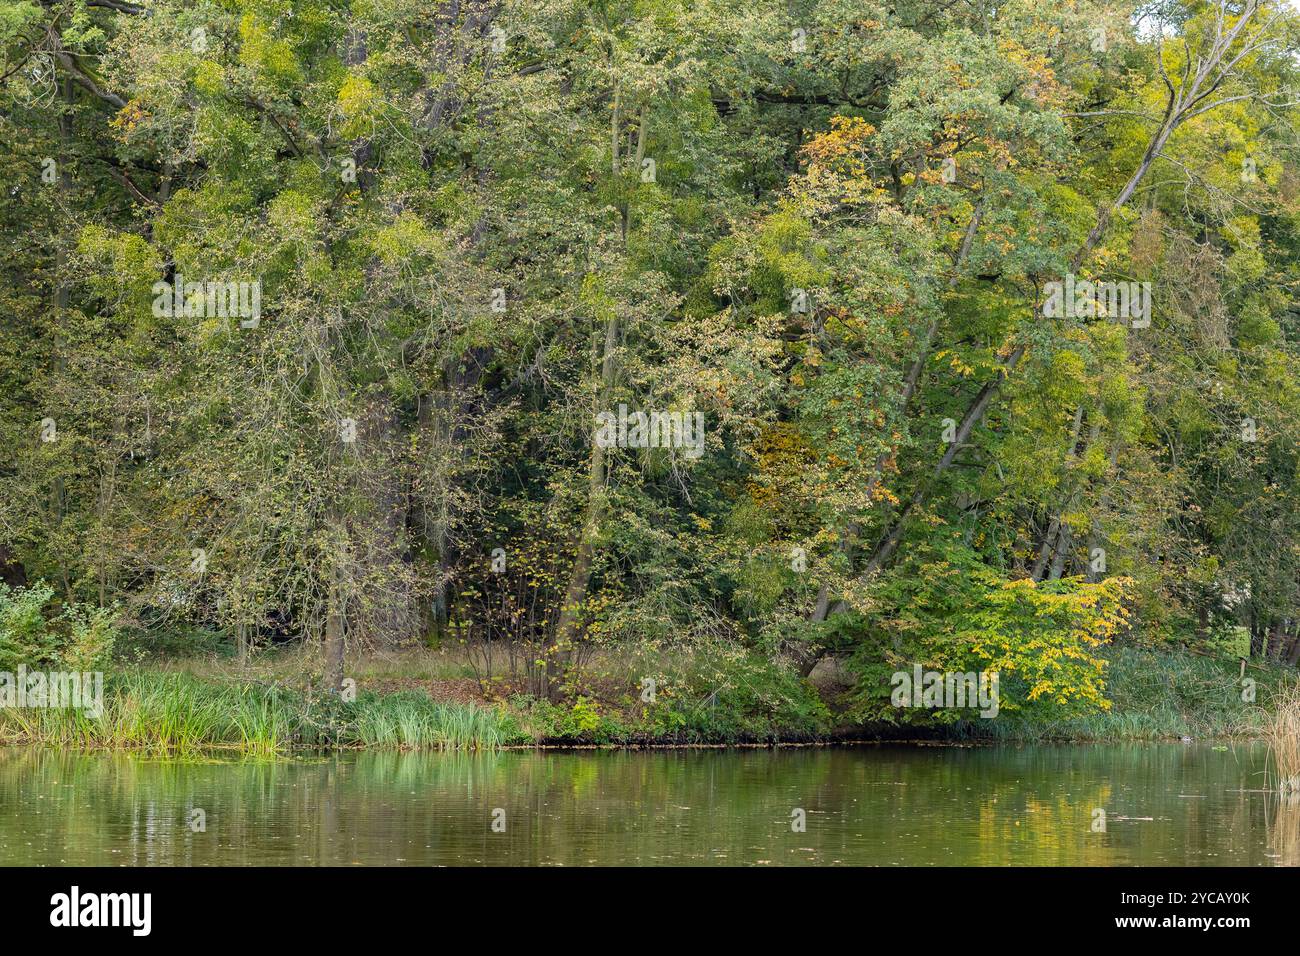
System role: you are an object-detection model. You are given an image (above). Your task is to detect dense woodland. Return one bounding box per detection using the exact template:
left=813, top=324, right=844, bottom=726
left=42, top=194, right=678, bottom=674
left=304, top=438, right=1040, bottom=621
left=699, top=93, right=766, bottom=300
left=4, top=0, right=1300, bottom=720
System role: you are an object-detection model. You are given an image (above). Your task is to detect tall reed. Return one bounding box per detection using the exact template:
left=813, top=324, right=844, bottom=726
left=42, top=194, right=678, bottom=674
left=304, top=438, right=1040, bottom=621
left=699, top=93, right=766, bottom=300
left=1266, top=686, right=1300, bottom=794
left=0, top=672, right=513, bottom=754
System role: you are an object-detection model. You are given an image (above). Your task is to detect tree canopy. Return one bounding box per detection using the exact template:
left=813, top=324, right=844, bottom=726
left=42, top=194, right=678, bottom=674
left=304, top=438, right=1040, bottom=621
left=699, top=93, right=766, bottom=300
left=5, top=0, right=1300, bottom=715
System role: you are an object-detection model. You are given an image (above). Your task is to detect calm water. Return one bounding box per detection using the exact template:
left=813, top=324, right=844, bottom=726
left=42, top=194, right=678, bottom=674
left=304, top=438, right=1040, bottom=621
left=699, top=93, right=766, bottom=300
left=0, top=743, right=1294, bottom=866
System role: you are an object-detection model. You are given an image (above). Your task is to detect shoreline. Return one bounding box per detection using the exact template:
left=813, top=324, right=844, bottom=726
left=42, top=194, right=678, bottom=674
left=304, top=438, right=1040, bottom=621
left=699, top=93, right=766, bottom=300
left=1, top=643, right=1294, bottom=756
left=0, top=733, right=1269, bottom=757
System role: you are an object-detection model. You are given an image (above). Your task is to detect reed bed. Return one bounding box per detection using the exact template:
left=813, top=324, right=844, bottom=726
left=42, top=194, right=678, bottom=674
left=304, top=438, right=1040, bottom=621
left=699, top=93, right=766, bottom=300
left=0, top=671, right=516, bottom=755
left=1266, top=690, right=1300, bottom=794
left=339, top=691, right=516, bottom=750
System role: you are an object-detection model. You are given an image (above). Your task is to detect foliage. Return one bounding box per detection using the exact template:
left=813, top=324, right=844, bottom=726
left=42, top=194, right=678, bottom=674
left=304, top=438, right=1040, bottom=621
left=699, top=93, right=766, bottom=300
left=845, top=539, right=1130, bottom=723
left=3, top=0, right=1300, bottom=733
left=0, top=581, right=58, bottom=671
left=0, top=581, right=118, bottom=671
left=981, top=645, right=1300, bottom=742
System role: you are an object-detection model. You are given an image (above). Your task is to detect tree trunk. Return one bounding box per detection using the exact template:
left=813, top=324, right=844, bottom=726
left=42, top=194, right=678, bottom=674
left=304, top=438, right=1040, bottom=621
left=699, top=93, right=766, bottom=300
left=848, top=32, right=1254, bottom=588
left=1267, top=621, right=1286, bottom=661
left=324, top=557, right=347, bottom=695
left=543, top=93, right=646, bottom=698
left=549, top=314, right=618, bottom=699
left=357, top=394, right=416, bottom=648
left=1285, top=626, right=1300, bottom=667
left=1030, top=516, right=1062, bottom=581
left=808, top=197, right=987, bottom=623
left=236, top=622, right=249, bottom=666
left=1047, top=524, right=1072, bottom=580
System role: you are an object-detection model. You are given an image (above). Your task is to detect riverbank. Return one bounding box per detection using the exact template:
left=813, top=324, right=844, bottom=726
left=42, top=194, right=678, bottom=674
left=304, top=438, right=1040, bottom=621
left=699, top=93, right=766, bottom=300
left=1, top=641, right=1296, bottom=754
left=972, top=645, right=1297, bottom=742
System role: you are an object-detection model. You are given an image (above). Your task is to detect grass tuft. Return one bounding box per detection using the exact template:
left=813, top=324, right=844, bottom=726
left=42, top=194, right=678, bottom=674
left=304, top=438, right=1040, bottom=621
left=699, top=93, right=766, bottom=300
left=1266, top=688, right=1300, bottom=794
left=0, top=672, right=513, bottom=755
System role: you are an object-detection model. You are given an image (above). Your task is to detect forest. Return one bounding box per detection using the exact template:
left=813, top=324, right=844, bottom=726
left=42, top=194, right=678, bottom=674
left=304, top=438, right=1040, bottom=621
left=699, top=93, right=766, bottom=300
left=4, top=0, right=1300, bottom=746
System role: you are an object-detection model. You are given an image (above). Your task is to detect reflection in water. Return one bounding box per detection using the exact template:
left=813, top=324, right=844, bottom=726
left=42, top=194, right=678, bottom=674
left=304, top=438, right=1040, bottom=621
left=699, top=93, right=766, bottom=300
left=0, top=743, right=1286, bottom=866
left=1270, top=792, right=1300, bottom=867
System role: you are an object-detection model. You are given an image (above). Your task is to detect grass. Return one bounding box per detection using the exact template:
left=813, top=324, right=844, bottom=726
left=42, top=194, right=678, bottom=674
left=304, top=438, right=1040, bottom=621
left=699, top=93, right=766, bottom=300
left=974, top=644, right=1300, bottom=742
left=157, top=642, right=477, bottom=684
left=340, top=691, right=521, bottom=750
left=4, top=641, right=1299, bottom=753
left=0, top=671, right=518, bottom=755
left=1266, top=690, right=1300, bottom=794
left=167, top=638, right=836, bottom=746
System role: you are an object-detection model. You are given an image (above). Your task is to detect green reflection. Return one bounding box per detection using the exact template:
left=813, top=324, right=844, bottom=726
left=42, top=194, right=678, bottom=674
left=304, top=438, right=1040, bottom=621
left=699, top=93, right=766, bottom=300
left=0, top=744, right=1286, bottom=866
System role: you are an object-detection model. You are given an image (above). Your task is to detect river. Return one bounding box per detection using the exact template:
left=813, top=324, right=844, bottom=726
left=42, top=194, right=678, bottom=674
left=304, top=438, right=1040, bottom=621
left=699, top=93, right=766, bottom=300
left=0, top=742, right=1293, bottom=865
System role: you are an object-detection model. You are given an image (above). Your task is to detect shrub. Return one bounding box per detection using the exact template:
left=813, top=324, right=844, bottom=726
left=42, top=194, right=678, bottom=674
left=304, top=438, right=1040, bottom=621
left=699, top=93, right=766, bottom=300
left=850, top=542, right=1132, bottom=725
left=0, top=581, right=119, bottom=671
left=59, top=604, right=119, bottom=670
left=628, top=635, right=833, bottom=742
left=0, top=581, right=60, bottom=670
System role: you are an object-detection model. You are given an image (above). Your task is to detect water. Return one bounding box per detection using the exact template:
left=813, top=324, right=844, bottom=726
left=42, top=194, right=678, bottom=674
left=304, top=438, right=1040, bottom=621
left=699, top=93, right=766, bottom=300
left=0, top=743, right=1293, bottom=865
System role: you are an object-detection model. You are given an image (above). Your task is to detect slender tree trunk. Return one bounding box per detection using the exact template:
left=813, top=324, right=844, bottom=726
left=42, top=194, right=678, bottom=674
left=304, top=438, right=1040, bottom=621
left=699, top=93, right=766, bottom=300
left=357, top=395, right=416, bottom=647
left=1030, top=516, right=1062, bottom=581
left=549, top=314, right=618, bottom=699
left=543, top=92, right=646, bottom=698
left=1285, top=625, right=1300, bottom=667
left=842, top=16, right=1274, bottom=589
left=859, top=341, right=1026, bottom=578
left=1038, top=412, right=1095, bottom=582
left=809, top=197, right=988, bottom=624
left=49, top=76, right=75, bottom=600
left=1267, top=621, right=1286, bottom=660
left=1047, top=524, right=1072, bottom=580
left=324, top=555, right=347, bottom=694
left=854, top=110, right=1182, bottom=582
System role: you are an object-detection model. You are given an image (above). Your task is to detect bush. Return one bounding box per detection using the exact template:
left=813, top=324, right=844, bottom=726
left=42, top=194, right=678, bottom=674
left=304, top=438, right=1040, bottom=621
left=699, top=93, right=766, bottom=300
left=508, top=694, right=630, bottom=743
left=59, top=604, right=119, bottom=670
left=0, top=581, right=119, bottom=671
left=850, top=541, right=1132, bottom=725
left=627, top=635, right=833, bottom=742
left=114, top=623, right=229, bottom=663
left=0, top=581, right=60, bottom=670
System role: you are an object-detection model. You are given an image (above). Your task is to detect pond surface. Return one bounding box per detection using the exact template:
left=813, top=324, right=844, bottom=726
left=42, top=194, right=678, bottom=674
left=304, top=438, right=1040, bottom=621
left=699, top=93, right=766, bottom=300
left=0, top=743, right=1293, bottom=865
